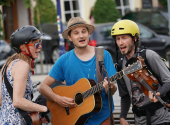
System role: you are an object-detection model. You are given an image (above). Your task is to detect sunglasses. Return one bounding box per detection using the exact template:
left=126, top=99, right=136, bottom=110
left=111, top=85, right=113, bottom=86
left=28, top=40, right=42, bottom=49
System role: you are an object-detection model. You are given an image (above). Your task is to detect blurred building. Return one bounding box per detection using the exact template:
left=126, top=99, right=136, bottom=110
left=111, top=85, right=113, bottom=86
left=58, top=0, right=160, bottom=24
left=0, top=0, right=163, bottom=43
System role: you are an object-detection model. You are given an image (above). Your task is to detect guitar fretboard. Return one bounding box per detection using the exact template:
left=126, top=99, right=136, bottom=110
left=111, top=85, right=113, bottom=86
left=83, top=71, right=124, bottom=99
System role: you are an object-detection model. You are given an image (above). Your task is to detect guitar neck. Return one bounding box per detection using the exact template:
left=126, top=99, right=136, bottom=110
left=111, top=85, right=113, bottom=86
left=140, top=79, right=165, bottom=105
left=83, top=70, right=124, bottom=99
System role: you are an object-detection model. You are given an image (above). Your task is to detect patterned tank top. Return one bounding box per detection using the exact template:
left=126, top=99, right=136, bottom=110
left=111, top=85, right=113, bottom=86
left=0, top=60, right=33, bottom=125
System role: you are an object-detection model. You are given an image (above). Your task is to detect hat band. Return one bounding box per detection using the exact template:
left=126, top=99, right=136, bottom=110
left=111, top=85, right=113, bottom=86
left=68, top=23, right=85, bottom=28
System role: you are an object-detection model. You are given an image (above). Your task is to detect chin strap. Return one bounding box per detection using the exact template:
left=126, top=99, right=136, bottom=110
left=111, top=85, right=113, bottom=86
left=21, top=44, right=35, bottom=75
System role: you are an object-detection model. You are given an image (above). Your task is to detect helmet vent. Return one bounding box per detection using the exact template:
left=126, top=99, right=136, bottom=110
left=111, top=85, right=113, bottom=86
left=119, top=28, right=124, bottom=30
left=112, top=29, right=115, bottom=31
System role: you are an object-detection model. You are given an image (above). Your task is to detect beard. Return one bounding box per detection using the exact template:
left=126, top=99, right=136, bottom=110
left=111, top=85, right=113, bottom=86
left=121, top=41, right=134, bottom=56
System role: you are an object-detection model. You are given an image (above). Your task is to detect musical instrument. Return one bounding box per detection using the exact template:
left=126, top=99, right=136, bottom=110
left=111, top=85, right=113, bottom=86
left=29, top=112, right=42, bottom=125
left=47, top=61, right=143, bottom=125
left=127, top=56, right=170, bottom=109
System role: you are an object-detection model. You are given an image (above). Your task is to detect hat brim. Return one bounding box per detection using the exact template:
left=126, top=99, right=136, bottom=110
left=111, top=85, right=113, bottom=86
left=62, top=24, right=95, bottom=39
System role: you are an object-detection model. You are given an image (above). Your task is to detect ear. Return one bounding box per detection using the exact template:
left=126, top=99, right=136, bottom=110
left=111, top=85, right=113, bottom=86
left=134, top=36, right=138, bottom=42
left=20, top=44, right=26, bottom=51
left=67, top=35, right=73, bottom=42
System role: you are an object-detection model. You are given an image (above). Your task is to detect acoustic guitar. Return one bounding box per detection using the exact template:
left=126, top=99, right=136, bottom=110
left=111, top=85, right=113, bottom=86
left=47, top=60, right=143, bottom=125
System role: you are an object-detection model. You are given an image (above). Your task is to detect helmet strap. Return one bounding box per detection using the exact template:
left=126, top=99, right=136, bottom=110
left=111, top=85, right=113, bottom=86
left=21, top=44, right=35, bottom=75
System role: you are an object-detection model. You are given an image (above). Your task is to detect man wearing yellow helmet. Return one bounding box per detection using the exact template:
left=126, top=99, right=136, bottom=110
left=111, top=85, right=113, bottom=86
left=111, top=20, right=170, bottom=125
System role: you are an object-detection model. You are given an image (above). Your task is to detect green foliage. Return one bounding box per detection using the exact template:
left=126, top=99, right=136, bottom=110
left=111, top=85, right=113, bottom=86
left=23, top=0, right=31, bottom=8
left=0, top=16, right=4, bottom=39
left=0, top=0, right=14, bottom=6
left=158, top=0, right=167, bottom=7
left=92, top=0, right=120, bottom=24
left=34, top=0, right=57, bottom=27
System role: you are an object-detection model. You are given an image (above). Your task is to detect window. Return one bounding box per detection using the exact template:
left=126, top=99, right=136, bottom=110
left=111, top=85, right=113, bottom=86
left=115, top=0, right=130, bottom=16
left=150, top=13, right=168, bottom=29
left=64, top=0, right=80, bottom=22
left=102, top=25, right=113, bottom=39
left=139, top=25, right=153, bottom=39
left=135, top=12, right=151, bottom=25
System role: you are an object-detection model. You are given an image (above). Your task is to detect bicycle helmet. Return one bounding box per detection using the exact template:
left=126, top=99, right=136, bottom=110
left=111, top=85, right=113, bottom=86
left=10, top=25, right=43, bottom=75
left=10, top=25, right=43, bottom=53
left=111, top=19, right=140, bottom=37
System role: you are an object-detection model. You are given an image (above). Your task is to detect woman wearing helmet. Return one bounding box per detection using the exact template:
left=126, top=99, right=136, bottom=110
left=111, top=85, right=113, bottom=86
left=111, top=20, right=170, bottom=125
left=0, top=25, right=48, bottom=125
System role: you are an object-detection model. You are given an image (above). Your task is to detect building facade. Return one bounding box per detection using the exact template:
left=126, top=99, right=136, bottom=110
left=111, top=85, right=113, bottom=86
left=0, top=0, right=161, bottom=43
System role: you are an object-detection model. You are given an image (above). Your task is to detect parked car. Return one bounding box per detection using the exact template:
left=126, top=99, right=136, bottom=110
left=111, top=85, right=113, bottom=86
left=121, top=10, right=169, bottom=36
left=0, top=39, right=16, bottom=69
left=41, top=23, right=74, bottom=64
left=90, top=22, right=170, bottom=63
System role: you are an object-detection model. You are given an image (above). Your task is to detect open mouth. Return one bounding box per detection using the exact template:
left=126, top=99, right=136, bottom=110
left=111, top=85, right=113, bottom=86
left=79, top=39, right=85, bottom=43
left=36, top=51, right=40, bottom=54
left=120, top=46, right=126, bottom=51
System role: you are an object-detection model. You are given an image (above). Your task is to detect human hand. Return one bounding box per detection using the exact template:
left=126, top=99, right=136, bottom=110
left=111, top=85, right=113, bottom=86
left=120, top=118, right=130, bottom=125
left=149, top=91, right=160, bottom=103
left=42, top=106, right=48, bottom=112
left=103, top=77, right=117, bottom=95
left=40, top=117, right=49, bottom=123
left=56, top=95, right=77, bottom=108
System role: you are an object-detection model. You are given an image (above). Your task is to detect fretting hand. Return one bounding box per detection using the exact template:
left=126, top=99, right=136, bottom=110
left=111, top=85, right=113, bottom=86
left=103, top=77, right=117, bottom=95
left=149, top=91, right=160, bottom=103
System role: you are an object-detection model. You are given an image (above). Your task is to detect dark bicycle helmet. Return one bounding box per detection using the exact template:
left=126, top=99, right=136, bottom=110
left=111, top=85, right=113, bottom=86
left=10, top=25, right=43, bottom=53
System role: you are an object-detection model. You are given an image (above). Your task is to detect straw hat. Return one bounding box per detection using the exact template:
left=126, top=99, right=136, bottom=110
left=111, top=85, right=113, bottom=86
left=62, top=17, right=95, bottom=39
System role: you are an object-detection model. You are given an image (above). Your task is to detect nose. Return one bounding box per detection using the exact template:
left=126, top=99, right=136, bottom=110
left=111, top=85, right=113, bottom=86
left=38, top=44, right=42, bottom=49
left=117, top=38, right=123, bottom=46
left=79, top=32, right=84, bottom=38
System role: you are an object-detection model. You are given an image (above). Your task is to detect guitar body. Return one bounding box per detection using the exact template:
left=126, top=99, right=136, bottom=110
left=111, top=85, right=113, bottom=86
left=47, top=78, right=102, bottom=125
left=29, top=112, right=42, bottom=125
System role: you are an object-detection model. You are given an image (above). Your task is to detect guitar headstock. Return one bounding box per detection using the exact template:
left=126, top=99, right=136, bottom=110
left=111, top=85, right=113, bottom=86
left=123, top=60, right=143, bottom=75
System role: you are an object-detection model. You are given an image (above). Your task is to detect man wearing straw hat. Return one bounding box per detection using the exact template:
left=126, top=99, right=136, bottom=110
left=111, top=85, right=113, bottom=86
left=39, top=17, right=117, bottom=125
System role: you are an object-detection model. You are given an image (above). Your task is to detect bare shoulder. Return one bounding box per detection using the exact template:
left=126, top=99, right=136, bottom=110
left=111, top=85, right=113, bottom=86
left=12, top=60, right=29, bottom=69
left=12, top=60, right=29, bottom=76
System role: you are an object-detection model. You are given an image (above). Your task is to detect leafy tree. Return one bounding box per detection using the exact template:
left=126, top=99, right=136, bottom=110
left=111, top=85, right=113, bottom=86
left=0, top=0, right=14, bottom=6
left=23, top=0, right=31, bottom=8
left=92, top=0, right=120, bottom=24
left=0, top=0, right=30, bottom=8
left=34, top=0, right=57, bottom=28
left=158, top=0, right=167, bottom=8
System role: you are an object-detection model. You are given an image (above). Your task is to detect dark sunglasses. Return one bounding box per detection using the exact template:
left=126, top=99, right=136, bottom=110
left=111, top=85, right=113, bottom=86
left=28, top=40, right=42, bottom=49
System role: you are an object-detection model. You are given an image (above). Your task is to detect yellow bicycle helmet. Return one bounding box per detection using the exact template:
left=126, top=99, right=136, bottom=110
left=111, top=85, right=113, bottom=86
left=111, top=19, right=140, bottom=37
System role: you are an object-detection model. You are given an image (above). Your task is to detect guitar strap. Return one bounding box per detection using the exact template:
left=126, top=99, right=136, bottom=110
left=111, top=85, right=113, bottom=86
left=2, top=65, right=33, bottom=125
left=95, top=47, right=103, bottom=94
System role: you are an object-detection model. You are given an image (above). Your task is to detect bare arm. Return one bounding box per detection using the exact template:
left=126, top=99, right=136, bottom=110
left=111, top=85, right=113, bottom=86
left=39, top=75, right=58, bottom=102
left=12, top=61, right=47, bottom=112
left=103, top=77, right=117, bottom=95
left=39, top=75, right=76, bottom=108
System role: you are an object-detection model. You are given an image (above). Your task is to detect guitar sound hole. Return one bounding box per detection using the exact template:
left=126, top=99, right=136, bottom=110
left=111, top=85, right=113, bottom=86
left=75, top=93, right=83, bottom=105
